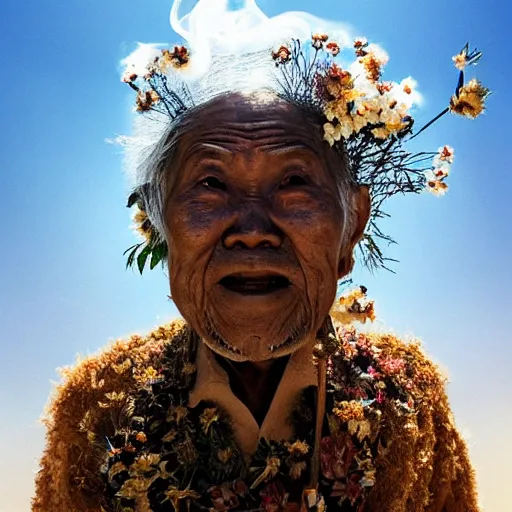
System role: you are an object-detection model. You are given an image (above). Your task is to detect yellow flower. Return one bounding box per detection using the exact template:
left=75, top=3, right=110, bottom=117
left=323, top=122, right=342, bottom=146
left=217, top=447, right=234, bottom=464
left=333, top=400, right=365, bottom=422
left=371, top=126, right=390, bottom=139
left=137, top=365, right=159, bottom=383
left=117, top=477, right=151, bottom=499
left=289, top=461, right=307, bottom=479
left=450, top=79, right=489, bottom=119
left=200, top=407, right=219, bottom=433
left=132, top=206, right=153, bottom=242
left=182, top=362, right=197, bottom=376
left=287, top=440, right=310, bottom=456
left=130, top=453, right=161, bottom=475
left=112, top=358, right=132, bottom=374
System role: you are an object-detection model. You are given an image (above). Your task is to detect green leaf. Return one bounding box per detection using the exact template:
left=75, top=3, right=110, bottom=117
left=123, top=243, right=140, bottom=256
left=150, top=245, right=163, bottom=270
left=137, top=245, right=152, bottom=274
left=125, top=245, right=141, bottom=269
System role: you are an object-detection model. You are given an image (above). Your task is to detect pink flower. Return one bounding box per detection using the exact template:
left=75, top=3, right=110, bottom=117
left=366, top=366, right=381, bottom=379
left=378, top=356, right=405, bottom=375
left=376, top=390, right=386, bottom=404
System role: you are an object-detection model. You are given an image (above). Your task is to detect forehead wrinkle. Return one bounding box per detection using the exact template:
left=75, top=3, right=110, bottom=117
left=184, top=122, right=322, bottom=154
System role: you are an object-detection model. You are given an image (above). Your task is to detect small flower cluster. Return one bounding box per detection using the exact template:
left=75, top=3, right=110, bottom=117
left=275, top=35, right=420, bottom=145
left=121, top=44, right=191, bottom=118
left=425, top=145, right=455, bottom=196
left=330, top=285, right=376, bottom=325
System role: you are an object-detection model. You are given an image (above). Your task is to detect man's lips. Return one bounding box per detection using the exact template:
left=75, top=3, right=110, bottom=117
left=219, top=272, right=291, bottom=296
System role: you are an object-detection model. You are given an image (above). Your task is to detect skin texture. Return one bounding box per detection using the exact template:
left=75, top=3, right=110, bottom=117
left=165, top=92, right=370, bottom=373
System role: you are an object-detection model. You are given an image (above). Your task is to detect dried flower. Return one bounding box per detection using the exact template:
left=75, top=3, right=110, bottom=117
left=200, top=407, right=220, bottom=433
left=450, top=79, right=489, bottom=119
left=289, top=461, right=307, bottom=479
left=326, top=41, right=340, bottom=56
left=287, top=440, right=310, bottom=456
left=251, top=456, right=281, bottom=489
left=359, top=45, right=388, bottom=82
left=135, top=432, right=147, bottom=443
left=122, top=72, right=138, bottom=83
left=217, top=447, right=234, bottom=464
left=312, top=33, right=329, bottom=49
left=333, top=400, right=365, bottom=422
left=130, top=453, right=161, bottom=475
left=378, top=356, right=406, bottom=375
left=160, top=45, right=190, bottom=71
left=353, top=37, right=368, bottom=57
left=135, top=89, right=160, bottom=112
left=426, top=179, right=448, bottom=196
left=435, top=145, right=455, bottom=165
left=323, top=122, right=343, bottom=146
left=271, top=45, right=291, bottom=65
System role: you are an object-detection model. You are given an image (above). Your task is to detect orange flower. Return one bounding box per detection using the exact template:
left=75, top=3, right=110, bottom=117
left=160, top=45, right=190, bottom=70
left=312, top=33, right=329, bottom=49
left=135, top=89, right=160, bottom=112
left=376, top=82, right=393, bottom=95
left=271, top=45, right=291, bottom=65
left=359, top=53, right=383, bottom=82
left=326, top=41, right=340, bottom=56
left=333, top=400, right=365, bottom=422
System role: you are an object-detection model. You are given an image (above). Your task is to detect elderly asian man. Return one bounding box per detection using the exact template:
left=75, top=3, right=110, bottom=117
left=33, top=92, right=479, bottom=512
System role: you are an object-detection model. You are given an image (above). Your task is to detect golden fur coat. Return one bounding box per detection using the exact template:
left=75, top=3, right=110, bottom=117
left=32, top=320, right=478, bottom=512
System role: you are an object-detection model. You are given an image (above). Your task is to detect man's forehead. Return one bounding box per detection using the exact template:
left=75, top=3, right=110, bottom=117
left=179, top=93, right=325, bottom=154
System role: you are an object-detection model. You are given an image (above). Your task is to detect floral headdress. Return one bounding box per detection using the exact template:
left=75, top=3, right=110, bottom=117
left=118, top=0, right=489, bottom=274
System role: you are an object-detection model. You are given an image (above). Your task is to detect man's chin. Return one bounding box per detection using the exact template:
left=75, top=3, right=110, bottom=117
left=200, top=322, right=312, bottom=362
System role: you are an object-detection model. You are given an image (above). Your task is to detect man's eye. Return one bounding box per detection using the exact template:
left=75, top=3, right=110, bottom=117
left=199, top=176, right=227, bottom=190
left=280, top=174, right=308, bottom=188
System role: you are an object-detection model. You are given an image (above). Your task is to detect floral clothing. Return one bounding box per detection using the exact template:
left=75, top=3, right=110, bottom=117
left=32, top=320, right=478, bottom=512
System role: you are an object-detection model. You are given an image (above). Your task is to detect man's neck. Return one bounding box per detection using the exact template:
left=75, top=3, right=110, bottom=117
left=215, top=354, right=290, bottom=426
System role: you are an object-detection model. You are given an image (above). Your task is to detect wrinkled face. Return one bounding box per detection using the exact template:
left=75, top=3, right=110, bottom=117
left=165, top=93, right=368, bottom=361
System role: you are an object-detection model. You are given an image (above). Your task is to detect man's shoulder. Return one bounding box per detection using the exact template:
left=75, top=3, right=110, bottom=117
left=43, top=319, right=187, bottom=428
left=334, top=325, right=447, bottom=406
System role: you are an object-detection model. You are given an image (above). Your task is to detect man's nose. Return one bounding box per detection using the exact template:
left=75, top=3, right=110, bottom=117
left=223, top=206, right=282, bottom=250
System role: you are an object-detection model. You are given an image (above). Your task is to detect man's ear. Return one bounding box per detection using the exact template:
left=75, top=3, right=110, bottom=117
left=337, top=185, right=371, bottom=279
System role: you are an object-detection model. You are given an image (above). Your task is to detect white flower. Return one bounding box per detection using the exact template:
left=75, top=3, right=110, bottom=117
left=323, top=122, right=342, bottom=146
left=425, top=179, right=448, bottom=196
left=434, top=145, right=455, bottom=165
left=121, top=43, right=163, bottom=79
left=396, top=76, right=422, bottom=108
left=452, top=50, right=467, bottom=71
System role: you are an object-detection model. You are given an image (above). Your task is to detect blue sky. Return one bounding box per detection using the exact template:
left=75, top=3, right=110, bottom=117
left=1, top=0, right=510, bottom=509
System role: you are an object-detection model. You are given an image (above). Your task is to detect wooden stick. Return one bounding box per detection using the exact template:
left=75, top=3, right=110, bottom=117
left=301, top=351, right=327, bottom=511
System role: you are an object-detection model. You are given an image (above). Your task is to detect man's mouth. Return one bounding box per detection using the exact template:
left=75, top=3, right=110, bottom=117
left=219, top=273, right=291, bottom=295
